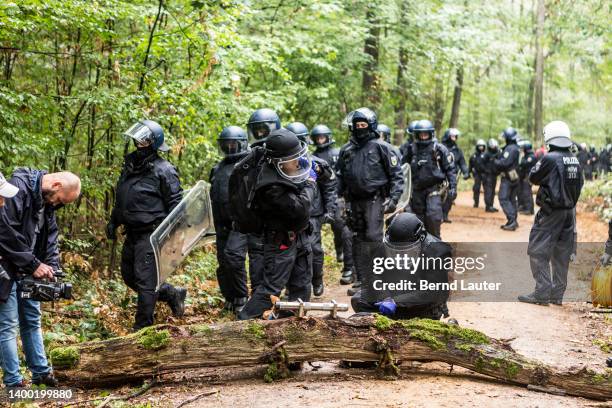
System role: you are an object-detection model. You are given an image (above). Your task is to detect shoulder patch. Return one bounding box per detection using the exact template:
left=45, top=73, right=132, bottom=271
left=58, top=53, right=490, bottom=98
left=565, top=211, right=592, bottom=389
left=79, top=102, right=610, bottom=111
left=533, top=160, right=542, bottom=172
left=391, top=155, right=398, bottom=166
left=503, top=151, right=509, bottom=158
left=527, top=157, right=532, bottom=162
left=447, top=154, right=454, bottom=163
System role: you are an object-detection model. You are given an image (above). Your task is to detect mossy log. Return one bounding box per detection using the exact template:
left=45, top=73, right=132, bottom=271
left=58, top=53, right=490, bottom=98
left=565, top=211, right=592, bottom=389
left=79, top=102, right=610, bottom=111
left=51, top=315, right=611, bottom=400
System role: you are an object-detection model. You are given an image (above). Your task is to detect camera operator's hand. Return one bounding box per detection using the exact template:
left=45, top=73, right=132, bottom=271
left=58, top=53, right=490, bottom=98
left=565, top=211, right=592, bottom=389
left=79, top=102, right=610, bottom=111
left=33, top=263, right=55, bottom=280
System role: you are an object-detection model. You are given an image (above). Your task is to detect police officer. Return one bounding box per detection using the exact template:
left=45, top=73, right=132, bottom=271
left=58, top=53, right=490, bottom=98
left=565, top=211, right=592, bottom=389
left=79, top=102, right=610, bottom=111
left=408, top=120, right=456, bottom=239
left=286, top=122, right=337, bottom=296
left=441, top=128, right=469, bottom=223
left=517, top=140, right=536, bottom=215
left=237, top=129, right=316, bottom=320
left=246, top=108, right=281, bottom=144
left=519, top=121, right=583, bottom=305
left=483, top=138, right=500, bottom=212
left=400, top=120, right=418, bottom=165
left=468, top=139, right=487, bottom=208
left=244, top=108, right=282, bottom=291
left=351, top=212, right=451, bottom=320
left=495, top=127, right=521, bottom=230
left=576, top=143, right=590, bottom=181
left=107, top=120, right=186, bottom=331
left=336, top=108, right=404, bottom=294
left=599, top=145, right=610, bottom=175
left=312, top=125, right=355, bottom=281
left=377, top=124, right=392, bottom=144
left=210, top=126, right=250, bottom=313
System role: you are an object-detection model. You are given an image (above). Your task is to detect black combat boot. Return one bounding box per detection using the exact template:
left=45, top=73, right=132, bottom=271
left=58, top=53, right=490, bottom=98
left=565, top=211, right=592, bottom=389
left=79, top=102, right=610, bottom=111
left=313, top=283, right=324, bottom=297
left=340, top=268, right=354, bottom=285
left=501, top=220, right=518, bottom=231
left=347, top=281, right=361, bottom=296
left=167, top=287, right=187, bottom=317
left=517, top=292, right=548, bottom=306
left=233, top=297, right=248, bottom=314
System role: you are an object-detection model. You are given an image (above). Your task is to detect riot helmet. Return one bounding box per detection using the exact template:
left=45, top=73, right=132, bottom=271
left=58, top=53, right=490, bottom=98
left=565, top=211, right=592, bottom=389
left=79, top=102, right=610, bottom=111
left=218, top=126, right=248, bottom=157
left=124, top=120, right=169, bottom=151
left=502, top=127, right=518, bottom=143
left=518, top=139, right=533, bottom=152
left=413, top=119, right=435, bottom=145
left=311, top=125, right=334, bottom=148
left=344, top=107, right=378, bottom=142
left=384, top=213, right=426, bottom=250
left=265, top=129, right=312, bottom=184
left=377, top=124, right=392, bottom=143
left=247, top=108, right=281, bottom=141
left=476, top=139, right=486, bottom=152
left=442, top=128, right=461, bottom=144
left=285, top=122, right=311, bottom=145
left=487, top=138, right=499, bottom=151
left=543, top=121, right=572, bottom=149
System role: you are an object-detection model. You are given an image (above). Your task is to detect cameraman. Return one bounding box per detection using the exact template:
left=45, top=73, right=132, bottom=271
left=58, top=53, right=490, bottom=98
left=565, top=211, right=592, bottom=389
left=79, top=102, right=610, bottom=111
left=0, top=170, right=81, bottom=387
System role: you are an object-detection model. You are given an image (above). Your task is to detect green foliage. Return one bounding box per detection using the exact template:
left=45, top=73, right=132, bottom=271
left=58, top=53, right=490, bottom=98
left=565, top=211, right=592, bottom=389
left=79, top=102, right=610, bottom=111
left=48, top=345, right=80, bottom=368
left=137, top=326, right=171, bottom=350
left=244, top=321, right=266, bottom=341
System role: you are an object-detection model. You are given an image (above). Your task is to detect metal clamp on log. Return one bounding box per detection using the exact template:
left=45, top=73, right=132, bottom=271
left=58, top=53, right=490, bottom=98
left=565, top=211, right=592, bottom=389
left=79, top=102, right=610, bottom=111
left=274, top=299, right=348, bottom=318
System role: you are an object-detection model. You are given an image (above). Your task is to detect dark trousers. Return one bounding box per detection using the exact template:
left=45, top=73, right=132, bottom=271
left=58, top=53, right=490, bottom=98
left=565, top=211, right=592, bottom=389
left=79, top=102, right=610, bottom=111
left=483, top=173, right=497, bottom=208
left=121, top=232, right=176, bottom=330
left=527, top=209, right=574, bottom=301
left=330, top=198, right=354, bottom=269
left=350, top=290, right=444, bottom=320
left=518, top=178, right=534, bottom=213
left=247, top=233, right=265, bottom=291
left=238, top=230, right=312, bottom=320
left=472, top=173, right=482, bottom=207
left=410, top=187, right=443, bottom=239
left=349, top=196, right=385, bottom=282
left=216, top=228, right=249, bottom=303
left=311, top=216, right=324, bottom=287
left=498, top=177, right=519, bottom=223
left=442, top=193, right=453, bottom=220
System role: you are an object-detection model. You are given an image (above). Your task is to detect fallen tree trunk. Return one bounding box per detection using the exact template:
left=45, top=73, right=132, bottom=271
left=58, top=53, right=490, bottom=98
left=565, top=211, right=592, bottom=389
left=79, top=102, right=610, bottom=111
left=50, top=315, right=611, bottom=400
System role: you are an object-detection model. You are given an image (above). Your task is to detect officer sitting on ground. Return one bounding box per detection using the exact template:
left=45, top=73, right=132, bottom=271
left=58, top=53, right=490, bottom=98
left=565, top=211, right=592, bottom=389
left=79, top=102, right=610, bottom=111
left=519, top=121, right=583, bottom=305
left=237, top=129, right=316, bottom=320
left=210, top=126, right=250, bottom=313
left=351, top=212, right=452, bottom=320
left=0, top=170, right=81, bottom=387
left=107, top=120, right=187, bottom=331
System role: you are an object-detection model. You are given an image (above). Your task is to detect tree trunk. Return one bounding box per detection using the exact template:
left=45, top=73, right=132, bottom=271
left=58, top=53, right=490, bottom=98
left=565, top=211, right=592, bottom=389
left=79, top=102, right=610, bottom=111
left=533, top=0, right=545, bottom=144
left=432, top=75, right=446, bottom=135
left=473, top=74, right=481, bottom=134
left=361, top=8, right=380, bottom=107
left=393, top=1, right=409, bottom=145
left=449, top=66, right=464, bottom=128
left=50, top=316, right=612, bottom=400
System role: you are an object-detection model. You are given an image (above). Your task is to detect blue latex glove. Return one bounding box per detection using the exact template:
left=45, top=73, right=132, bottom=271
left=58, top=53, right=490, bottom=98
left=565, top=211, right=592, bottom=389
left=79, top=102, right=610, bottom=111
left=374, top=298, right=397, bottom=316
left=298, top=156, right=310, bottom=170
left=309, top=168, right=318, bottom=181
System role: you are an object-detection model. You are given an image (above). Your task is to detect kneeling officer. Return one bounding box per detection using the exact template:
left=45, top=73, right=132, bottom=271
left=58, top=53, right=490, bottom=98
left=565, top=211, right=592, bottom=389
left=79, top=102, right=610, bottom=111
left=107, top=120, right=187, bottom=331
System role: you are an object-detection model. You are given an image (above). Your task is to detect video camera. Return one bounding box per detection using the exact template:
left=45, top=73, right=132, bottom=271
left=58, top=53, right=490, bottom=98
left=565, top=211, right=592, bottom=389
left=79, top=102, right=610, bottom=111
left=18, top=269, right=73, bottom=302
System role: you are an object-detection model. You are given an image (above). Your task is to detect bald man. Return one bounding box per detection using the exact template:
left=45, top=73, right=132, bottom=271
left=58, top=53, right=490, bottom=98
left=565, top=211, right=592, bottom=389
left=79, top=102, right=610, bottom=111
left=0, top=168, right=80, bottom=387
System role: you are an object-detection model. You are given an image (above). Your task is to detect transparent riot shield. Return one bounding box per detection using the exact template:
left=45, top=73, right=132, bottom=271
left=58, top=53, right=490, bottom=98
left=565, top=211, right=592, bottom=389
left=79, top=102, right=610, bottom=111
left=150, top=180, right=215, bottom=290
left=386, top=163, right=412, bottom=220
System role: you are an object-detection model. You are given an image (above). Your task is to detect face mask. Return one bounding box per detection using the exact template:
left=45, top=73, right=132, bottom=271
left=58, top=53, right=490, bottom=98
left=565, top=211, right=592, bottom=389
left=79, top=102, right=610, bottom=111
left=353, top=127, right=370, bottom=141
left=135, top=145, right=155, bottom=160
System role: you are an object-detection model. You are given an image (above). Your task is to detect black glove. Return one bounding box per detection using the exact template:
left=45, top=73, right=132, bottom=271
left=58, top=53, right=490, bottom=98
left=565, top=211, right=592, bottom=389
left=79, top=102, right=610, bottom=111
left=323, top=213, right=334, bottom=224
left=383, top=201, right=397, bottom=214
left=449, top=189, right=457, bottom=201
left=106, top=222, right=117, bottom=240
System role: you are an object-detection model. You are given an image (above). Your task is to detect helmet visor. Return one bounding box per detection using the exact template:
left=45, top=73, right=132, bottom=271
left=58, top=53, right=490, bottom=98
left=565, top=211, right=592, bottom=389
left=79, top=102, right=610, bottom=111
left=273, top=143, right=312, bottom=183
left=248, top=122, right=277, bottom=140
left=124, top=122, right=154, bottom=146
left=218, top=139, right=248, bottom=156
left=313, top=134, right=330, bottom=146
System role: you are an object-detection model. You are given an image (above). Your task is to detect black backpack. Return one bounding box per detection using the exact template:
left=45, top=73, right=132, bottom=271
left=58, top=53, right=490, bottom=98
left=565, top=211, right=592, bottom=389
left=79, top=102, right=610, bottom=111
left=227, top=146, right=266, bottom=233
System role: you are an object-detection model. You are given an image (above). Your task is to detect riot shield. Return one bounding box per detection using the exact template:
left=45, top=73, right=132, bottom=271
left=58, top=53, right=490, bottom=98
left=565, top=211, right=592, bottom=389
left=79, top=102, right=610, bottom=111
left=386, top=163, right=412, bottom=220
left=150, top=180, right=215, bottom=290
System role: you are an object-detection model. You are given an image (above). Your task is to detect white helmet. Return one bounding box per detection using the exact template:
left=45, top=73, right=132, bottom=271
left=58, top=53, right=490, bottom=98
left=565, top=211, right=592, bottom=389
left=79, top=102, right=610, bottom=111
left=543, top=120, right=572, bottom=148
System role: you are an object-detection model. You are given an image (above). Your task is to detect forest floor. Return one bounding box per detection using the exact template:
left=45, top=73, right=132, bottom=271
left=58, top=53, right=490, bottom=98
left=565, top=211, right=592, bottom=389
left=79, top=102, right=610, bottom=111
left=46, top=190, right=611, bottom=408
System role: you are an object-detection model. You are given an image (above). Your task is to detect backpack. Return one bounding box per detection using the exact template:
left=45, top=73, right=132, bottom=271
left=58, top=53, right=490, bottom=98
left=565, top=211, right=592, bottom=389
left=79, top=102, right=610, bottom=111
left=227, top=146, right=266, bottom=233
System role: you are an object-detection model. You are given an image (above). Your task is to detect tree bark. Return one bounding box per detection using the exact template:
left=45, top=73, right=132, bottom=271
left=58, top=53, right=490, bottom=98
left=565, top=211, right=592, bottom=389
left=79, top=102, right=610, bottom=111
left=361, top=8, right=380, bottom=107
left=449, top=66, right=464, bottom=128
left=393, top=1, right=409, bottom=145
left=50, top=316, right=612, bottom=400
left=533, top=0, right=545, bottom=144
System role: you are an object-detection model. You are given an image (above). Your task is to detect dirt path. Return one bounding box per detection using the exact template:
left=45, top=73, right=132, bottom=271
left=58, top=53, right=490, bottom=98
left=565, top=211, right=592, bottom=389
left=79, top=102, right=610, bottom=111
left=123, top=191, right=611, bottom=408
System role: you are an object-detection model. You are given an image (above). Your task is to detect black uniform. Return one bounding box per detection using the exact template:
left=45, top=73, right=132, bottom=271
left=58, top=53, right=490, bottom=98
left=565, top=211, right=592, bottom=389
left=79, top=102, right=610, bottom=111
left=482, top=147, right=500, bottom=210
left=518, top=149, right=537, bottom=214
left=309, top=156, right=337, bottom=291
left=0, top=169, right=60, bottom=301
left=442, top=140, right=468, bottom=221
left=526, top=148, right=583, bottom=302
left=313, top=145, right=353, bottom=269
left=336, top=136, right=404, bottom=283
left=409, top=142, right=457, bottom=239
left=237, top=165, right=315, bottom=320
left=599, top=147, right=610, bottom=175
left=209, top=153, right=250, bottom=307
left=399, top=140, right=413, bottom=165
left=109, top=149, right=183, bottom=330
left=495, top=142, right=521, bottom=225
left=468, top=148, right=486, bottom=208
left=577, top=147, right=590, bottom=180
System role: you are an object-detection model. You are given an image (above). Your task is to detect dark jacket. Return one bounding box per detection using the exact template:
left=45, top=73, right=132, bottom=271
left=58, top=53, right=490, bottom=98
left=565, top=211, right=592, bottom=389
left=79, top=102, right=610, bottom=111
left=410, top=141, right=457, bottom=192
left=529, top=149, right=583, bottom=212
left=443, top=141, right=468, bottom=177
left=494, top=142, right=520, bottom=177
left=313, top=146, right=340, bottom=171
left=336, top=136, right=404, bottom=203
left=518, top=150, right=537, bottom=179
left=399, top=140, right=413, bottom=165
left=110, top=150, right=183, bottom=232
left=483, top=148, right=500, bottom=175
left=210, top=152, right=248, bottom=230
left=0, top=169, right=60, bottom=301
left=468, top=148, right=486, bottom=177
left=253, top=164, right=315, bottom=232
left=311, top=155, right=337, bottom=217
